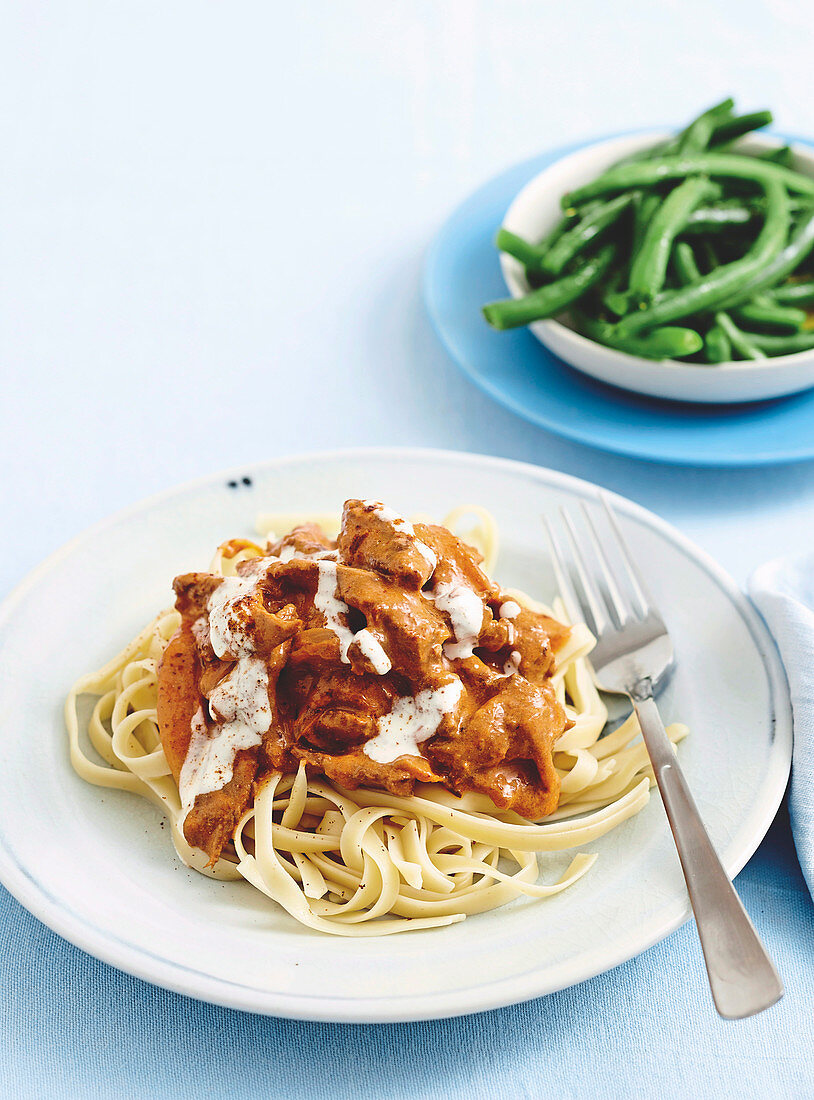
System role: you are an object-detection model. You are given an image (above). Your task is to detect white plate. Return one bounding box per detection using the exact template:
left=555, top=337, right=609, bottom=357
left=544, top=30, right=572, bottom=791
left=500, top=132, right=814, bottom=404
left=0, top=448, right=791, bottom=1022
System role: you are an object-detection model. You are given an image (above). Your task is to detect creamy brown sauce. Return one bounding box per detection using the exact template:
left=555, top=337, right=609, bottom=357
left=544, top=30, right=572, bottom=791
left=157, top=500, right=571, bottom=863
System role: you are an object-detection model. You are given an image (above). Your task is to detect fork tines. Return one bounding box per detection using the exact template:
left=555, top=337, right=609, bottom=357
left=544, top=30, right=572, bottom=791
left=543, top=493, right=662, bottom=638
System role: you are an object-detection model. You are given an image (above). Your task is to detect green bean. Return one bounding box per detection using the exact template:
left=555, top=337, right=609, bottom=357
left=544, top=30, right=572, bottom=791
left=681, top=200, right=758, bottom=234
left=615, top=99, right=735, bottom=167
left=482, top=245, right=616, bottom=330
left=538, top=211, right=577, bottom=250
left=617, top=177, right=790, bottom=335
left=710, top=110, right=773, bottom=146
left=495, top=201, right=606, bottom=273
left=628, top=177, right=720, bottom=304
left=732, top=296, right=806, bottom=333
left=672, top=241, right=703, bottom=285
left=714, top=313, right=765, bottom=359
left=699, top=97, right=736, bottom=119
left=541, top=193, right=635, bottom=276
left=495, top=228, right=549, bottom=271
left=770, top=279, right=814, bottom=305
left=677, top=99, right=735, bottom=155
left=759, top=145, right=794, bottom=168
left=704, top=324, right=732, bottom=363
left=630, top=193, right=659, bottom=256
left=562, top=153, right=814, bottom=209
left=696, top=241, right=765, bottom=359
left=598, top=267, right=628, bottom=317
left=672, top=241, right=751, bottom=361
left=542, top=214, right=584, bottom=259
left=678, top=117, right=715, bottom=156
left=717, top=204, right=814, bottom=307
left=743, top=330, right=814, bottom=354
left=616, top=190, right=661, bottom=312
left=602, top=288, right=631, bottom=317
left=537, top=201, right=603, bottom=253
left=574, top=312, right=702, bottom=359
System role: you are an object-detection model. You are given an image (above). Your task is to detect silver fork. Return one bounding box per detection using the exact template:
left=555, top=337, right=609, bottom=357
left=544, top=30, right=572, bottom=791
left=544, top=494, right=783, bottom=1020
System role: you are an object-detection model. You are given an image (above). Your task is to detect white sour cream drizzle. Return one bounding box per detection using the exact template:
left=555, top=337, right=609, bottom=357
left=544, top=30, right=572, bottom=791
left=179, top=562, right=275, bottom=820
left=428, top=580, right=484, bottom=661
left=179, top=706, right=210, bottom=818
left=503, top=650, right=522, bottom=676
left=207, top=563, right=265, bottom=657
left=364, top=679, right=463, bottom=763
left=314, top=559, right=392, bottom=675
left=179, top=658, right=272, bottom=819
left=277, top=544, right=337, bottom=564
left=498, top=600, right=520, bottom=647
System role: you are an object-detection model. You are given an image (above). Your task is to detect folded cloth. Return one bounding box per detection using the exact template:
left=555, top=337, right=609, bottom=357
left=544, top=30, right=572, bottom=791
left=750, top=553, right=814, bottom=901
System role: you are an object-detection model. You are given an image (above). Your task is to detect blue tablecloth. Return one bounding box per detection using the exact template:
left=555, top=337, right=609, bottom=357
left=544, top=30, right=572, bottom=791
left=2, top=801, right=811, bottom=1100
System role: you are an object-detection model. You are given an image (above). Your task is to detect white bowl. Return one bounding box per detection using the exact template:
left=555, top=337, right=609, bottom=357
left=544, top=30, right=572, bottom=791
left=500, top=131, right=814, bottom=404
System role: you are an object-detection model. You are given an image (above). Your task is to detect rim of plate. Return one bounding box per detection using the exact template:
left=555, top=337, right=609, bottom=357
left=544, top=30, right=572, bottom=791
left=0, top=447, right=793, bottom=1022
left=500, top=131, right=814, bottom=378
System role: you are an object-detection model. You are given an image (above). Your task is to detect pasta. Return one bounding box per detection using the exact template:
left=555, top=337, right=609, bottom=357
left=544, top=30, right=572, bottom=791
left=65, top=508, right=687, bottom=936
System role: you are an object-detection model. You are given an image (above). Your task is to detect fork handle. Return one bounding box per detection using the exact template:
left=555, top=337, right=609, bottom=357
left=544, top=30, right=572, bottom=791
left=631, top=687, right=783, bottom=1020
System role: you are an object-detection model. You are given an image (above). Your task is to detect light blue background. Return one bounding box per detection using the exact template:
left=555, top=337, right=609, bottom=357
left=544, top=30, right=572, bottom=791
left=1, top=3, right=813, bottom=1097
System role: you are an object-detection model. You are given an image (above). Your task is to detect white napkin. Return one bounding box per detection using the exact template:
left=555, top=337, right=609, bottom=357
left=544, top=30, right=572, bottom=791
left=749, top=553, right=814, bottom=900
